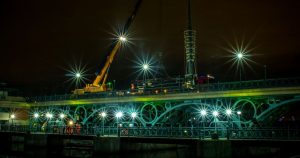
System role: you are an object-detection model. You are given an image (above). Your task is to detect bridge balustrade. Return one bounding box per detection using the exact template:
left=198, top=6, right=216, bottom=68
left=1, top=125, right=299, bottom=140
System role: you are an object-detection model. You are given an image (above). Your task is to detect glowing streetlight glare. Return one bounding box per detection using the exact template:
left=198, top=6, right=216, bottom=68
left=116, top=112, right=123, bottom=118
left=119, top=36, right=127, bottom=42
left=212, top=111, right=219, bottom=117
left=200, top=110, right=207, bottom=116
left=75, top=73, right=81, bottom=78
left=237, top=111, right=242, bottom=115
left=142, top=64, right=149, bottom=70
left=46, top=113, right=53, bottom=119
left=34, top=113, right=39, bottom=118
left=131, top=112, right=137, bottom=118
left=100, top=112, right=107, bottom=118
left=69, top=120, right=74, bottom=126
left=225, top=109, right=232, bottom=116
left=10, top=114, right=15, bottom=119
left=237, top=53, right=243, bottom=59
left=59, top=113, right=65, bottom=119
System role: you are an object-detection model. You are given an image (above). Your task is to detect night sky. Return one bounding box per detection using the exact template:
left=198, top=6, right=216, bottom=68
left=1, top=0, right=300, bottom=95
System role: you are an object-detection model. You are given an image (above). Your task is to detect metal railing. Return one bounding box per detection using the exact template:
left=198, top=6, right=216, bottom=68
left=1, top=125, right=299, bottom=140
left=27, top=77, right=300, bottom=103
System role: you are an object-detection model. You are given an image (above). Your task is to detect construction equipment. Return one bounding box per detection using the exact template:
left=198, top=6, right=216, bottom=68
left=74, top=0, right=143, bottom=94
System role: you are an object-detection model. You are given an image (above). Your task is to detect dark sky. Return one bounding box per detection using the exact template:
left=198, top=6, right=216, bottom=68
left=1, top=0, right=300, bottom=95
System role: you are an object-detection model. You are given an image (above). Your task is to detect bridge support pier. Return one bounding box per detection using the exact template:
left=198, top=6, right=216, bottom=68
left=94, top=137, right=120, bottom=154
left=196, top=140, right=232, bottom=158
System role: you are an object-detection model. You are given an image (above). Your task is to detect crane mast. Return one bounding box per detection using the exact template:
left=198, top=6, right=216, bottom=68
left=74, top=0, right=143, bottom=94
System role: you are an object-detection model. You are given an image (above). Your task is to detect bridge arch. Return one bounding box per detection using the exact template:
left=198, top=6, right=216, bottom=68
left=255, top=98, right=300, bottom=124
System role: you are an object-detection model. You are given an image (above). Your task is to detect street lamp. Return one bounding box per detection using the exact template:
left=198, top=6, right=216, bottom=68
left=237, top=53, right=243, bottom=59
left=212, top=110, right=219, bottom=132
left=46, top=113, right=53, bottom=119
left=225, top=109, right=232, bottom=127
left=69, top=120, right=74, bottom=126
left=10, top=114, right=15, bottom=126
left=75, top=73, right=81, bottom=78
left=225, top=109, right=232, bottom=139
left=59, top=113, right=65, bottom=119
left=46, top=112, right=53, bottom=128
left=212, top=111, right=219, bottom=117
left=131, top=112, right=137, bottom=128
left=200, top=109, right=207, bottom=138
left=115, top=111, right=123, bottom=136
left=225, top=109, right=232, bottom=116
left=34, top=113, right=39, bottom=119
left=100, top=112, right=107, bottom=135
left=143, top=64, right=149, bottom=70
left=131, top=112, right=137, bottom=119
left=236, top=52, right=244, bottom=81
left=237, top=111, right=242, bottom=128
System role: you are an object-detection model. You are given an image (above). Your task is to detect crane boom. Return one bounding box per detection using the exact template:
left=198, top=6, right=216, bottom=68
left=74, top=0, right=143, bottom=94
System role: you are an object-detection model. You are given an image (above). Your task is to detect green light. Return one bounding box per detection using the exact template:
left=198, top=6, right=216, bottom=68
left=237, top=53, right=243, bottom=59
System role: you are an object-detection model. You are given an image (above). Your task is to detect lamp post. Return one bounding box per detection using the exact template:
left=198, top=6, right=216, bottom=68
left=200, top=109, right=207, bottom=139
left=142, top=64, right=149, bottom=82
left=225, top=109, right=232, bottom=140
left=10, top=114, right=15, bottom=126
left=46, top=112, right=53, bottom=131
left=225, top=109, right=232, bottom=127
left=237, top=53, right=243, bottom=81
left=131, top=112, right=137, bottom=136
left=115, top=112, right=123, bottom=137
left=131, top=112, right=137, bottom=127
left=212, top=111, right=219, bottom=132
left=237, top=111, right=242, bottom=128
left=100, top=112, right=106, bottom=135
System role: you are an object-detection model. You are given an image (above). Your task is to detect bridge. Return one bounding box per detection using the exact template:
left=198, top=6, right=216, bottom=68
left=1, top=77, right=299, bottom=132
left=1, top=78, right=300, bottom=157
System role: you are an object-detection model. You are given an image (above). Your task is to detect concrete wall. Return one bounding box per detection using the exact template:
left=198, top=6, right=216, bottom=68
left=1, top=132, right=300, bottom=158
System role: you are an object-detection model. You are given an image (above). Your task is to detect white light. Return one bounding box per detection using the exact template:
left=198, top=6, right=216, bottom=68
left=34, top=113, right=39, bottom=118
left=46, top=113, right=53, bottom=119
left=226, top=109, right=232, bottom=116
left=75, top=73, right=81, bottom=78
left=116, top=112, right=123, bottom=118
left=100, top=112, right=107, bottom=118
left=237, top=111, right=242, bottom=115
left=212, top=111, right=219, bottom=117
left=10, top=114, right=15, bottom=119
left=142, top=64, right=149, bottom=70
left=119, top=36, right=127, bottom=42
left=131, top=112, right=137, bottom=118
left=59, top=113, right=65, bottom=119
left=200, top=110, right=207, bottom=116
left=237, top=53, right=243, bottom=59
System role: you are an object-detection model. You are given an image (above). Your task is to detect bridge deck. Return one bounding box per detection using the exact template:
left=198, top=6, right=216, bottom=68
left=30, top=86, right=300, bottom=107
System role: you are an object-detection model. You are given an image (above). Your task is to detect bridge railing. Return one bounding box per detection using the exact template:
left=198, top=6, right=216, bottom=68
left=27, top=77, right=300, bottom=103
left=1, top=125, right=300, bottom=140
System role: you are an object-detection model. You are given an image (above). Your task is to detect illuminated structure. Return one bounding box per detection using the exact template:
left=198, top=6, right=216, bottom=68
left=184, top=0, right=197, bottom=87
left=73, top=0, right=143, bottom=94
left=24, top=78, right=300, bottom=129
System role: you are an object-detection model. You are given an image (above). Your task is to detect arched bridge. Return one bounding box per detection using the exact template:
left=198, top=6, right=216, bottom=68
left=3, top=78, right=300, bottom=129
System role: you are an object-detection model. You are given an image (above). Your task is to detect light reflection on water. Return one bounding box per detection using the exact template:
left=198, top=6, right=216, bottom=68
left=0, top=148, right=195, bottom=158
left=95, top=148, right=195, bottom=158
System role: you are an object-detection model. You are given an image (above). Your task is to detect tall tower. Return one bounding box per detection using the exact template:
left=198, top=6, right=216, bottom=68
left=184, top=0, right=197, bottom=87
